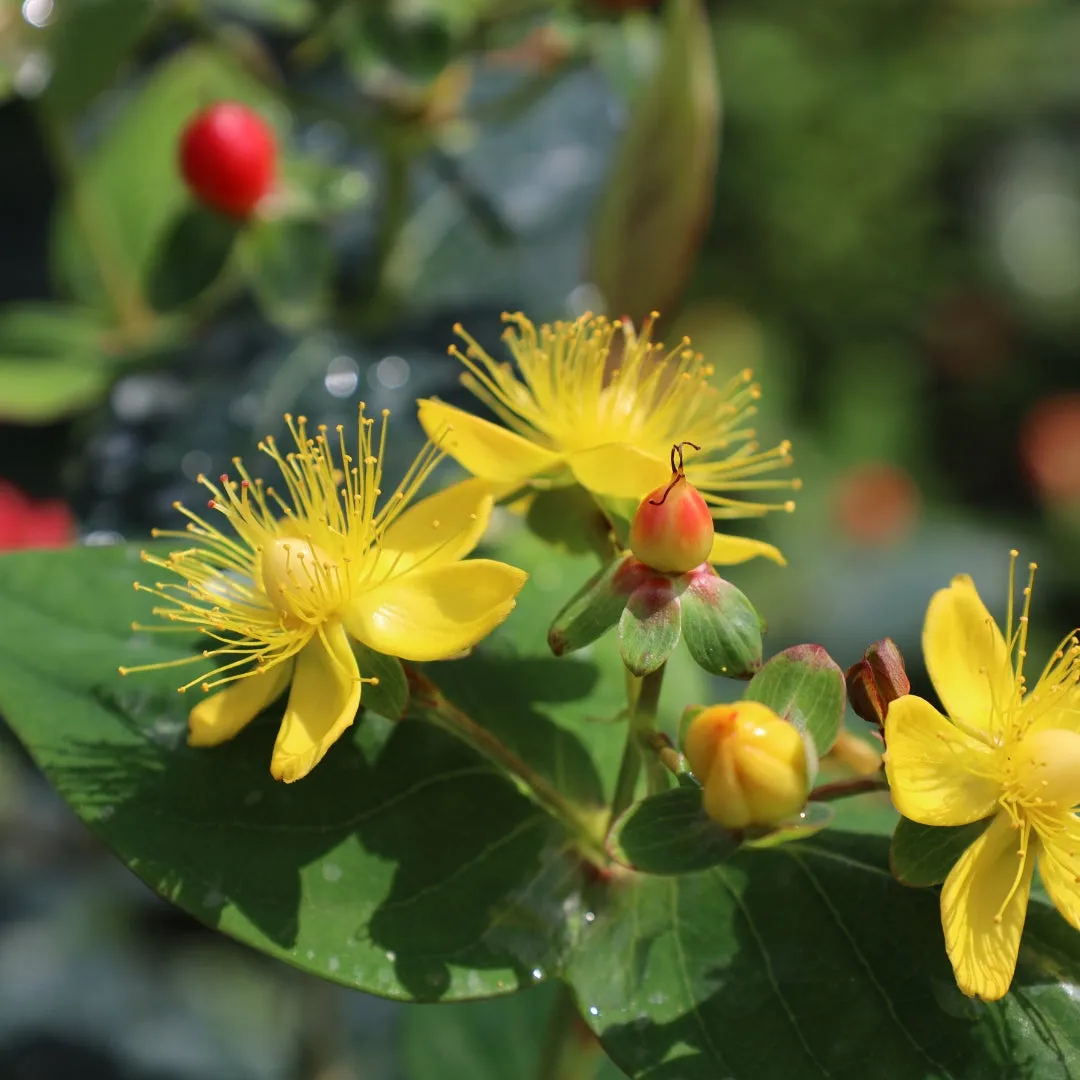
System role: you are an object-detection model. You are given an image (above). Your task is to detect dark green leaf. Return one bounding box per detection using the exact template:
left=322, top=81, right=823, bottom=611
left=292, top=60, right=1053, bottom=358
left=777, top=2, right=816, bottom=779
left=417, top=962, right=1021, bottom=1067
left=891, top=815, right=991, bottom=888
left=402, top=983, right=625, bottom=1080
left=240, top=216, right=333, bottom=331
left=147, top=207, right=241, bottom=312
left=679, top=569, right=762, bottom=679
left=608, top=787, right=738, bottom=875
left=588, top=0, right=721, bottom=322
left=744, top=644, right=846, bottom=755
left=42, top=0, right=153, bottom=117
left=567, top=830, right=1080, bottom=1079
left=354, top=642, right=408, bottom=721
left=548, top=553, right=643, bottom=657
left=619, top=577, right=682, bottom=677
left=0, top=544, right=586, bottom=1002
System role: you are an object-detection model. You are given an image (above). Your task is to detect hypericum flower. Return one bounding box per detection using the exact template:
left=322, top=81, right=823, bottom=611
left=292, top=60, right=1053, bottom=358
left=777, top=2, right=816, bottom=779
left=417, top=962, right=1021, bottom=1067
left=884, top=553, right=1080, bottom=1001
left=417, top=312, right=799, bottom=566
left=121, top=408, right=527, bottom=783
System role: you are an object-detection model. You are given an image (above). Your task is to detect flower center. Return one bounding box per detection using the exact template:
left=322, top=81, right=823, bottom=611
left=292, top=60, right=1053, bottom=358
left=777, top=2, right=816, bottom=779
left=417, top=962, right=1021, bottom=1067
left=261, top=537, right=344, bottom=624
left=1010, top=727, right=1080, bottom=810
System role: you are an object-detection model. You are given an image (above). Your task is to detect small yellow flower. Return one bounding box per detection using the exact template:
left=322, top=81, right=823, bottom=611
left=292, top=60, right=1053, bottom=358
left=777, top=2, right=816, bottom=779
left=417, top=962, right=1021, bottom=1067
left=884, top=552, right=1080, bottom=1001
left=417, top=312, right=799, bottom=566
left=121, top=407, right=527, bottom=783
left=684, top=701, right=810, bottom=829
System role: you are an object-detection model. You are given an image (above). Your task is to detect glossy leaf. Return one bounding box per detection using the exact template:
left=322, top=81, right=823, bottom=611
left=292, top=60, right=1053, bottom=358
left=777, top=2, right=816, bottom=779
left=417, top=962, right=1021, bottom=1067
left=588, top=0, right=721, bottom=323
left=890, top=815, right=991, bottom=888
left=567, top=830, right=1080, bottom=1079
left=353, top=641, right=409, bottom=721
left=239, top=216, right=333, bottom=332
left=679, top=568, right=762, bottom=679
left=619, top=576, right=682, bottom=677
left=607, top=787, right=739, bottom=875
left=0, top=542, right=597, bottom=1003
left=744, top=644, right=846, bottom=755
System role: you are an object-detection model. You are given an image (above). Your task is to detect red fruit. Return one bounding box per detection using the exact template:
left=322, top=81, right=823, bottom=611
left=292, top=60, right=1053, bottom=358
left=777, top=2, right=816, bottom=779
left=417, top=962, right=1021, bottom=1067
left=179, top=102, right=276, bottom=218
left=629, top=446, right=713, bottom=574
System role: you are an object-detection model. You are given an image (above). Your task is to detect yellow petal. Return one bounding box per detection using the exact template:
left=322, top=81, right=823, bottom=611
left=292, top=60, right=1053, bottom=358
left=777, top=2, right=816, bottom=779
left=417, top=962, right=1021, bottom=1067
left=374, top=477, right=494, bottom=578
left=708, top=532, right=787, bottom=567
left=270, top=623, right=361, bottom=783
left=883, top=694, right=1001, bottom=826
left=1036, top=812, right=1080, bottom=931
left=941, top=812, right=1034, bottom=1001
left=188, top=661, right=293, bottom=747
left=344, top=559, right=527, bottom=662
left=417, top=398, right=563, bottom=483
left=567, top=443, right=670, bottom=501
left=924, top=574, right=1015, bottom=734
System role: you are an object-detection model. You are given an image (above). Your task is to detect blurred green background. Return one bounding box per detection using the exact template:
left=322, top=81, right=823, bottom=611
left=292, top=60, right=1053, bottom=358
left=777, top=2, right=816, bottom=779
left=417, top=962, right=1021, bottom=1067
left=1, top=0, right=1079, bottom=1076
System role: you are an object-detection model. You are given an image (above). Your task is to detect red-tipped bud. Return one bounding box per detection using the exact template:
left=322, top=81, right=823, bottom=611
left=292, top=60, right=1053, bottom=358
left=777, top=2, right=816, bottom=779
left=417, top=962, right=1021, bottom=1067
left=630, top=455, right=713, bottom=574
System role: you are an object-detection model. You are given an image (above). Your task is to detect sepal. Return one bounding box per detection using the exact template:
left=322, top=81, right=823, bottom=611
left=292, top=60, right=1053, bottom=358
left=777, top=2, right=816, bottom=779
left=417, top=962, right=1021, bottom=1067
left=548, top=553, right=650, bottom=656
left=618, top=574, right=682, bottom=676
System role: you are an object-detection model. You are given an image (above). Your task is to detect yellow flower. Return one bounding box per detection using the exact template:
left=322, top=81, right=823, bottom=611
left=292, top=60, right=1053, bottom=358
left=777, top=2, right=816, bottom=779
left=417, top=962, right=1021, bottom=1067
left=884, top=552, right=1080, bottom=1001
left=121, top=407, right=527, bottom=783
left=417, top=312, right=799, bottom=566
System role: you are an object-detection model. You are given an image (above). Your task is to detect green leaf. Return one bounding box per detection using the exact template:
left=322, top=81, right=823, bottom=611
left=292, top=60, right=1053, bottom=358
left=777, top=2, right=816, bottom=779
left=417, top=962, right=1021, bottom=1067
left=619, top=576, right=682, bottom=677
left=0, top=543, right=588, bottom=1003
left=679, top=569, right=762, bottom=679
left=239, top=216, right=333, bottom=331
left=0, top=304, right=114, bottom=421
left=147, top=207, right=242, bottom=312
left=567, top=830, right=1080, bottom=1079
left=607, top=786, right=739, bottom=875
left=548, top=553, right=642, bottom=658
left=588, top=0, right=721, bottom=322
left=41, top=0, right=153, bottom=118
left=742, top=801, right=833, bottom=849
left=890, top=815, right=991, bottom=888
left=52, top=45, right=282, bottom=309
left=353, top=642, right=408, bottom=721
left=744, top=644, right=846, bottom=755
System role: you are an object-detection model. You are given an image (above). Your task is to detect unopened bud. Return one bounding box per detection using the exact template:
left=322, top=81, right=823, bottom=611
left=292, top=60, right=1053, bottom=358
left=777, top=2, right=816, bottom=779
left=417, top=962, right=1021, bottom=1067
left=683, top=701, right=811, bottom=830
left=629, top=443, right=713, bottom=574
left=845, top=638, right=909, bottom=729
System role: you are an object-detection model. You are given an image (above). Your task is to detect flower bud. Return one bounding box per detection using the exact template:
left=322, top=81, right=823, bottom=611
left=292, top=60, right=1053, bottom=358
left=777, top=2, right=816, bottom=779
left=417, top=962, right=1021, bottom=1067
left=845, top=638, right=909, bottom=729
left=683, top=701, right=810, bottom=830
left=629, top=445, right=713, bottom=573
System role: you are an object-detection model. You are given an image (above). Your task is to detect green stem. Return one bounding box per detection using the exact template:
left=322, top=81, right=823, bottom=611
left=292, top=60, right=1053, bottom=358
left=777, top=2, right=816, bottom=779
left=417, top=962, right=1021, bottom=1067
left=536, top=984, right=603, bottom=1080
left=409, top=670, right=608, bottom=867
left=609, top=665, right=665, bottom=829
left=809, top=776, right=889, bottom=802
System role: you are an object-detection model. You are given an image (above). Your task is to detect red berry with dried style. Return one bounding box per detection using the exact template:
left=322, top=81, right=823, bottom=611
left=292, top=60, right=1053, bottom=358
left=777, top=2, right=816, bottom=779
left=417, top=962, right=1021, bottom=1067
left=179, top=102, right=276, bottom=218
left=629, top=442, right=714, bottom=573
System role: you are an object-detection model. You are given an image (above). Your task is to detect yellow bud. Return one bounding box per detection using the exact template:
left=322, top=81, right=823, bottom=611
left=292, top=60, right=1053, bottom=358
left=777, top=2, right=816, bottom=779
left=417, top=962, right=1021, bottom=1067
left=684, top=701, right=810, bottom=830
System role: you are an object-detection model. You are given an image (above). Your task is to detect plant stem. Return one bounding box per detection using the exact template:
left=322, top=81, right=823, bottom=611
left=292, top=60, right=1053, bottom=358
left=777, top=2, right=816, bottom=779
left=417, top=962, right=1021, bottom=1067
left=406, top=669, right=608, bottom=867
left=808, top=776, right=889, bottom=802
left=609, top=665, right=665, bottom=829
left=537, top=984, right=603, bottom=1080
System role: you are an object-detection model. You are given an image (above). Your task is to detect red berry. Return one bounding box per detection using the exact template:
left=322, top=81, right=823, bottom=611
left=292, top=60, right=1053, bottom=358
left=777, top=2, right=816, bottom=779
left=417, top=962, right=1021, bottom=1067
left=629, top=467, right=714, bottom=574
left=179, top=102, right=276, bottom=218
